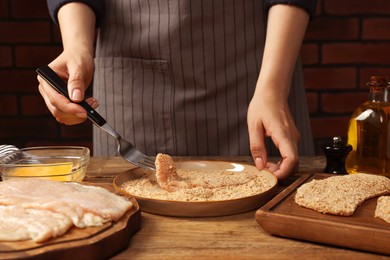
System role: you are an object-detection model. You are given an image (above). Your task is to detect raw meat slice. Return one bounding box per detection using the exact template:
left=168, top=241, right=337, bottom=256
left=0, top=205, right=72, bottom=242
left=155, top=153, right=187, bottom=192
left=0, top=179, right=132, bottom=228
left=155, top=153, right=261, bottom=192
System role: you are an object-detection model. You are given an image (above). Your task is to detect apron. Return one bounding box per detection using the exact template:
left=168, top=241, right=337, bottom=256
left=93, top=0, right=315, bottom=157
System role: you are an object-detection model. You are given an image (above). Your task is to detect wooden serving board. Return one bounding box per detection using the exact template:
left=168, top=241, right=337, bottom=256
left=256, top=173, right=390, bottom=256
left=0, top=184, right=141, bottom=260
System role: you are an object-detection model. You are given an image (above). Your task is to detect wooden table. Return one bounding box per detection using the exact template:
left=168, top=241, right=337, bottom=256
left=84, top=156, right=388, bottom=259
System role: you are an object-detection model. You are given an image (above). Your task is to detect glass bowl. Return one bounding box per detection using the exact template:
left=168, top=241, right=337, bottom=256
left=0, top=146, right=90, bottom=182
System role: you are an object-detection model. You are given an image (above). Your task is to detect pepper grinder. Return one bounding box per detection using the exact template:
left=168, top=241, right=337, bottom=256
left=321, top=136, right=352, bottom=174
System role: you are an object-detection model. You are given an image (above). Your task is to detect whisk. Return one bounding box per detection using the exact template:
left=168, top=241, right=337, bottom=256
left=0, top=145, right=21, bottom=164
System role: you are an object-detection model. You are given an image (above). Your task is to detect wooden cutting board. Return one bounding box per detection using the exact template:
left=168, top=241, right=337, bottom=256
left=0, top=184, right=141, bottom=260
left=256, top=173, right=390, bottom=256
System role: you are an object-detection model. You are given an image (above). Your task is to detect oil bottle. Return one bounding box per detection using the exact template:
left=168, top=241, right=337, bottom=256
left=346, top=76, right=390, bottom=177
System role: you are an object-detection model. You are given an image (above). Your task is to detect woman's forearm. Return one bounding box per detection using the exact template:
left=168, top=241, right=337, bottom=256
left=256, top=4, right=309, bottom=99
left=57, top=2, right=96, bottom=55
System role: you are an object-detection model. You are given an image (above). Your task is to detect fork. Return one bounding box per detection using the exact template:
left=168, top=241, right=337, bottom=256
left=36, top=65, right=156, bottom=171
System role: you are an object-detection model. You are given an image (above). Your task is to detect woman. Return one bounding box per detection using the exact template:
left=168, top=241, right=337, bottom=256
left=38, top=0, right=317, bottom=180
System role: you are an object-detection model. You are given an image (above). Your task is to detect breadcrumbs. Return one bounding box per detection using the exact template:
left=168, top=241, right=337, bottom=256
left=295, top=173, right=390, bottom=216
left=375, top=196, right=390, bottom=224
left=121, top=168, right=273, bottom=202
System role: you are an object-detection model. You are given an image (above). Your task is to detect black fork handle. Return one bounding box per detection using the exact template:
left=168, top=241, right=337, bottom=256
left=36, top=65, right=106, bottom=127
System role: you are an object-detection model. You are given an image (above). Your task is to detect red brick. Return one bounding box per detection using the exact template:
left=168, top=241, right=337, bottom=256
left=362, top=18, right=390, bottom=40
left=324, top=0, right=390, bottom=15
left=322, top=43, right=390, bottom=65
left=306, top=92, right=318, bottom=114
left=321, top=92, right=368, bottom=113
left=0, top=118, right=57, bottom=139
left=0, top=95, right=18, bottom=116
left=3, top=0, right=390, bottom=158
left=0, top=46, right=13, bottom=67
left=60, top=121, right=93, bottom=138
left=0, top=21, right=51, bottom=43
left=15, top=46, right=62, bottom=67
left=303, top=67, right=357, bottom=90
left=310, top=117, right=350, bottom=139
left=21, top=95, right=50, bottom=116
left=12, top=0, right=50, bottom=19
left=0, top=0, right=8, bottom=18
left=301, top=44, right=318, bottom=65
left=0, top=70, right=38, bottom=93
left=359, top=68, right=390, bottom=88
left=305, top=18, right=359, bottom=40
left=314, top=0, right=322, bottom=15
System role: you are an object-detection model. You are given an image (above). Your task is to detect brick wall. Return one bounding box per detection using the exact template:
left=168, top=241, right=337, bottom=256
left=1, top=0, right=389, bottom=155
left=302, top=0, right=390, bottom=154
left=0, top=0, right=93, bottom=151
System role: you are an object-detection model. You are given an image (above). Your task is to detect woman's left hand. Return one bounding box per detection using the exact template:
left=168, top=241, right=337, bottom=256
left=248, top=4, right=310, bottom=180
left=247, top=91, right=299, bottom=180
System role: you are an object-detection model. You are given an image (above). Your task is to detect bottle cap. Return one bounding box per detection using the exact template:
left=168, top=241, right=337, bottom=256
left=321, top=136, right=352, bottom=153
left=367, top=76, right=389, bottom=87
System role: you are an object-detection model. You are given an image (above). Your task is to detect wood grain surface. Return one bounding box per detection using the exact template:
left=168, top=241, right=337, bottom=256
left=85, top=156, right=388, bottom=259
left=3, top=156, right=387, bottom=259
left=256, top=173, right=390, bottom=255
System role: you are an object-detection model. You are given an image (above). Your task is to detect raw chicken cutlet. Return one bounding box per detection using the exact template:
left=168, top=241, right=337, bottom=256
left=0, top=179, right=132, bottom=228
left=0, top=205, right=72, bottom=242
left=155, top=153, right=262, bottom=192
left=155, top=153, right=183, bottom=192
left=0, top=179, right=133, bottom=242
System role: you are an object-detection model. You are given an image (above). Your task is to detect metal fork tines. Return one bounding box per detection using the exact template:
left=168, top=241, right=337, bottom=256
left=101, top=124, right=156, bottom=171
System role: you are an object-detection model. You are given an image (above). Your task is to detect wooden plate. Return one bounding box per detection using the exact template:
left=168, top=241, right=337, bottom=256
left=114, top=160, right=278, bottom=217
left=0, top=184, right=141, bottom=260
left=256, top=173, right=390, bottom=255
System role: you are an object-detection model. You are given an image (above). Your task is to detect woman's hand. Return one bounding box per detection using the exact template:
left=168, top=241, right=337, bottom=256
left=37, top=2, right=97, bottom=125
left=248, top=4, right=309, bottom=179
left=247, top=90, right=299, bottom=180
left=37, top=50, right=97, bottom=125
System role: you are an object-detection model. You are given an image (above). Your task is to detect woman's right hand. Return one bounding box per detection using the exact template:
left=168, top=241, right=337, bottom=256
left=37, top=50, right=97, bottom=125
left=37, top=2, right=97, bottom=125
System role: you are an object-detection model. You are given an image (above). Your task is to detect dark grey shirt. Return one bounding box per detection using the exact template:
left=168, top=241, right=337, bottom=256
left=47, top=0, right=317, bottom=26
left=45, top=0, right=316, bottom=157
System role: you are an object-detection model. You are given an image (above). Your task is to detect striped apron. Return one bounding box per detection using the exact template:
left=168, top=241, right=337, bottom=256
left=93, top=0, right=315, bottom=157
